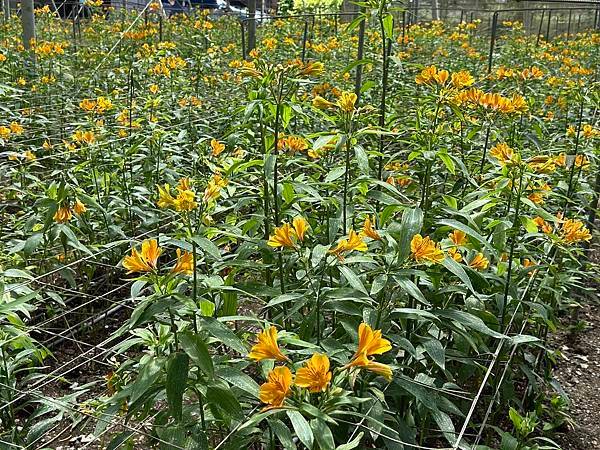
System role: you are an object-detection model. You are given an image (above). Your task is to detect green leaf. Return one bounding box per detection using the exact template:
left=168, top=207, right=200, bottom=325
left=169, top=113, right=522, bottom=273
left=382, top=13, right=394, bottom=39
left=206, top=385, right=242, bottom=420
left=394, top=276, right=429, bottom=306
left=131, top=357, right=164, bottom=404
left=179, top=332, right=214, bottom=379
left=392, top=208, right=423, bottom=261
left=339, top=266, right=368, bottom=295
left=336, top=432, right=364, bottom=450
left=437, top=151, right=455, bottom=175
left=202, top=317, right=247, bottom=354
left=269, top=419, right=297, bottom=450
left=311, top=418, right=335, bottom=450
left=437, top=219, right=496, bottom=255
left=166, top=352, right=189, bottom=422
left=106, top=431, right=134, bottom=450
left=216, top=367, right=260, bottom=399
left=441, top=257, right=475, bottom=294
left=287, top=410, right=314, bottom=449
left=436, top=309, right=504, bottom=339
left=422, top=339, right=445, bottom=371
left=191, top=236, right=221, bottom=260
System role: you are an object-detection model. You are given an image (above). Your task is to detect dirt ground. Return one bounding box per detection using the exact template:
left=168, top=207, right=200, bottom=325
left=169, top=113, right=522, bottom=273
left=553, top=303, right=600, bottom=450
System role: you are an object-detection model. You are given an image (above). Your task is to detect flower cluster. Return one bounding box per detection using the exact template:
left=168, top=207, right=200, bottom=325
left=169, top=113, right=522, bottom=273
left=249, top=324, right=393, bottom=408
left=122, top=239, right=193, bottom=275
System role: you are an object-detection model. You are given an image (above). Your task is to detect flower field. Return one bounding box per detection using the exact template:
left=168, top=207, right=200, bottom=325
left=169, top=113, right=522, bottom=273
left=0, top=2, right=599, bottom=449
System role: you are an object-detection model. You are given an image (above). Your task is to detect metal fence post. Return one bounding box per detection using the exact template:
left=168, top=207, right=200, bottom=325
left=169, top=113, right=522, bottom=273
left=536, top=9, right=545, bottom=46
left=247, top=0, right=256, bottom=55
left=487, top=12, right=498, bottom=74
left=21, top=0, right=36, bottom=68
left=354, top=6, right=366, bottom=103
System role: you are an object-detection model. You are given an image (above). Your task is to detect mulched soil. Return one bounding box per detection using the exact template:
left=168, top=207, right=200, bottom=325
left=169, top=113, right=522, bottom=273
left=553, top=303, right=600, bottom=450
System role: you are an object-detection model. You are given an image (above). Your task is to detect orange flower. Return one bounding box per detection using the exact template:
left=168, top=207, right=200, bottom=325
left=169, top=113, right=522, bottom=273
left=259, top=366, right=292, bottom=408
left=248, top=326, right=289, bottom=362
left=210, top=139, right=225, bottom=157
left=122, top=239, right=162, bottom=274
left=171, top=248, right=194, bottom=275
left=469, top=253, right=489, bottom=270
left=268, top=223, right=297, bottom=249
left=73, top=199, right=86, bottom=215
left=329, top=230, right=368, bottom=259
left=295, top=353, right=332, bottom=393
left=352, top=323, right=392, bottom=359
left=53, top=206, right=72, bottom=223
left=345, top=323, right=393, bottom=381
left=449, top=229, right=467, bottom=246
left=490, top=142, right=518, bottom=166
left=533, top=216, right=552, bottom=234
left=448, top=247, right=462, bottom=262
left=410, top=234, right=445, bottom=264
left=560, top=219, right=591, bottom=243
left=360, top=215, right=381, bottom=240
left=292, top=216, right=309, bottom=242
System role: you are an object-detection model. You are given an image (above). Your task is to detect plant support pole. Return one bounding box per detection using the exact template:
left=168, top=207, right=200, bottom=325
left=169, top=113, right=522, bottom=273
left=21, top=0, right=36, bottom=68
left=247, top=0, right=256, bottom=55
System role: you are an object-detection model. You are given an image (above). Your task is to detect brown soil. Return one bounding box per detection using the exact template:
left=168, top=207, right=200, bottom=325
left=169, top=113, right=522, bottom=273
left=553, top=303, right=600, bottom=450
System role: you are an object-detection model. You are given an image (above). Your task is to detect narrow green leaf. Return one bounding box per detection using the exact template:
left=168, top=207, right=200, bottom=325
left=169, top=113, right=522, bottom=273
left=287, top=410, right=314, bottom=449
left=179, top=332, right=214, bottom=379
left=166, top=352, right=189, bottom=422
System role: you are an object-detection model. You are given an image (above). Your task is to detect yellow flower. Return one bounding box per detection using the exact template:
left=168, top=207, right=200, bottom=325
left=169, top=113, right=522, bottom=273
left=292, top=216, right=309, bottom=242
left=73, top=199, right=86, bottom=215
left=345, top=323, right=393, bottom=381
left=268, top=223, right=297, bottom=249
left=469, top=253, right=489, bottom=270
left=53, top=206, right=72, bottom=223
left=149, top=84, right=159, bottom=94
left=23, top=150, right=36, bottom=161
left=527, top=155, right=557, bottom=173
left=533, top=216, right=552, bottom=234
left=279, top=135, right=308, bottom=154
left=490, top=142, right=518, bottom=166
left=171, top=248, right=194, bottom=275
left=337, top=91, right=357, bottom=112
left=522, top=258, right=535, bottom=268
left=9, top=122, right=24, bottom=135
left=448, top=247, right=462, bottom=262
left=210, top=139, right=225, bottom=157
left=300, top=61, right=324, bottom=76
left=449, top=229, right=467, bottom=246
left=295, top=353, right=332, bottom=393
left=353, top=323, right=392, bottom=359
left=312, top=95, right=335, bottom=110
left=574, top=154, right=590, bottom=169
left=560, top=219, right=591, bottom=243
left=415, top=65, right=437, bottom=85
left=361, top=360, right=393, bottom=381
left=451, top=70, right=474, bottom=88
left=0, top=126, right=11, bottom=139
left=360, top=215, right=381, bottom=240
left=122, top=239, right=162, bottom=273
left=248, top=326, right=289, bottom=362
left=174, top=189, right=198, bottom=211
left=259, top=366, right=292, bottom=408
left=329, top=230, right=368, bottom=259
left=157, top=184, right=176, bottom=208
left=410, top=234, right=445, bottom=264
left=79, top=98, right=97, bottom=112
left=177, top=177, right=192, bottom=192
